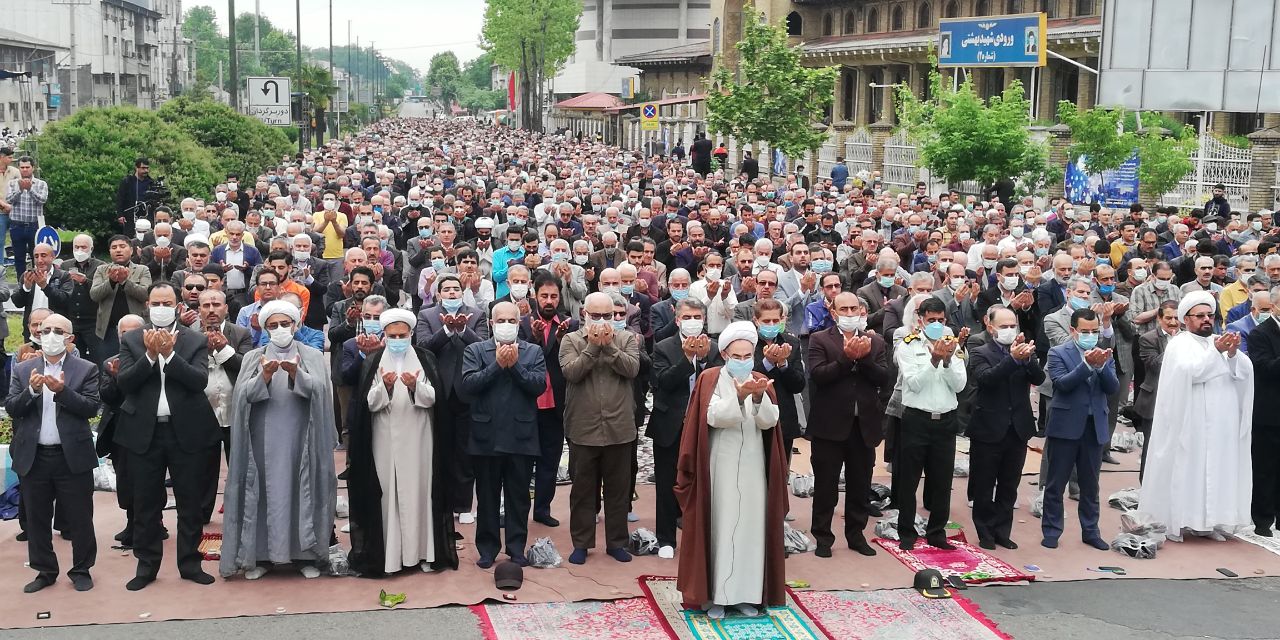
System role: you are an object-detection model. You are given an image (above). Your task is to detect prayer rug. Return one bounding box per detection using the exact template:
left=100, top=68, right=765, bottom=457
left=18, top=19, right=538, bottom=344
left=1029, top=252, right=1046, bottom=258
left=1232, top=530, right=1280, bottom=558
left=639, top=575, right=827, bottom=640
left=873, top=534, right=1034, bottom=585
left=472, top=597, right=670, bottom=640
left=199, top=532, right=222, bottom=561
left=790, top=589, right=1012, bottom=640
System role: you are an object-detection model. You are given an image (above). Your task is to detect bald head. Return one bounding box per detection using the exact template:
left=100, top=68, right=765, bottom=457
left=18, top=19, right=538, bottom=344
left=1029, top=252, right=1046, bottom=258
left=118, top=314, right=145, bottom=336
left=491, top=301, right=519, bottom=323
left=584, top=291, right=613, bottom=314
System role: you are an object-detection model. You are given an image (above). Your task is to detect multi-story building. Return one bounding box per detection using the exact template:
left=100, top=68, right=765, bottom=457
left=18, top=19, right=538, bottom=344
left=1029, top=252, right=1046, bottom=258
left=5, top=0, right=193, bottom=117
left=552, top=0, right=713, bottom=98
left=0, top=29, right=65, bottom=134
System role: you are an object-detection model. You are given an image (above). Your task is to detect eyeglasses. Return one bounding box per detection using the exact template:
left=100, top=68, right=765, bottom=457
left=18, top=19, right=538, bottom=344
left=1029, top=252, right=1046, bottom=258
left=38, top=328, right=68, bottom=336
left=184, top=284, right=207, bottom=292
left=1185, top=312, right=1214, bottom=320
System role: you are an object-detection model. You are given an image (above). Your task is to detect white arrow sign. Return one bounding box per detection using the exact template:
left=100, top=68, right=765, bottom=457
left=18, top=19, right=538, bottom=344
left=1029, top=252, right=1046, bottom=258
left=246, top=76, right=291, bottom=126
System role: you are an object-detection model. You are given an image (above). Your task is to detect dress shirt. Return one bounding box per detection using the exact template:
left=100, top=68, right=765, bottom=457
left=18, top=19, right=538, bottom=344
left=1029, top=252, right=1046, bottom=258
left=224, top=245, right=246, bottom=290
left=145, top=327, right=178, bottom=418
left=896, top=334, right=967, bottom=413
left=35, top=357, right=64, bottom=445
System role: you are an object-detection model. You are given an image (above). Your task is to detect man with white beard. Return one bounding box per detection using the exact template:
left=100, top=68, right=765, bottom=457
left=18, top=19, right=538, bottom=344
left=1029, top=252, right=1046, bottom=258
left=1139, top=291, right=1254, bottom=541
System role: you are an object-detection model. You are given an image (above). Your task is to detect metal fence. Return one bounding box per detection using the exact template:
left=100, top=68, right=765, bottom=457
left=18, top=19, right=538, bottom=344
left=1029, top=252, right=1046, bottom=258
left=1161, top=134, right=1251, bottom=211
left=883, top=130, right=922, bottom=194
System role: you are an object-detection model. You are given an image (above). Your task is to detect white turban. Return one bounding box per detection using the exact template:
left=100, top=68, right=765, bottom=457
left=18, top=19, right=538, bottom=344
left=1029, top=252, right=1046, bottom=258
left=184, top=233, right=210, bottom=247
left=259, top=300, right=300, bottom=325
left=718, top=320, right=759, bottom=353
left=379, top=308, right=417, bottom=330
left=1177, top=290, right=1216, bottom=321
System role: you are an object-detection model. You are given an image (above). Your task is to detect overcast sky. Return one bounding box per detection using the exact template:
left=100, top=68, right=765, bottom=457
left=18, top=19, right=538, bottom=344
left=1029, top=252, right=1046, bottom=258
left=206, top=0, right=487, bottom=74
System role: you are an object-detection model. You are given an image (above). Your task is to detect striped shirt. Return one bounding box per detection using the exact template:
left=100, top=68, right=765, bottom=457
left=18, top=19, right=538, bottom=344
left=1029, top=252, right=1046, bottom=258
left=5, top=175, right=47, bottom=223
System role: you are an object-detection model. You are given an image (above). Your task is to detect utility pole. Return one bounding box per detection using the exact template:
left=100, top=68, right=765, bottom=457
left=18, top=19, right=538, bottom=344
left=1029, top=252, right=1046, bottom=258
left=52, top=0, right=90, bottom=116
left=254, top=0, right=261, bottom=66
left=328, top=0, right=333, bottom=141
left=296, top=0, right=304, bottom=154
left=228, top=0, right=238, bottom=109
left=171, top=24, right=179, bottom=97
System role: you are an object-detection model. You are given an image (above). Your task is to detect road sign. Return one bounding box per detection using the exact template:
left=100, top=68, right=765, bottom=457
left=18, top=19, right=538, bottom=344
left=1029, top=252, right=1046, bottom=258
left=937, top=13, right=1046, bottom=68
left=640, top=102, right=659, bottom=131
left=35, top=226, right=60, bottom=256
left=330, top=78, right=349, bottom=113
left=246, top=76, right=292, bottom=126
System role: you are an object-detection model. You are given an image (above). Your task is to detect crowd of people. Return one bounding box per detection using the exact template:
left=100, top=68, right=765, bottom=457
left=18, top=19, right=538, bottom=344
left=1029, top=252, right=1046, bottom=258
left=3, top=120, right=1279, bottom=620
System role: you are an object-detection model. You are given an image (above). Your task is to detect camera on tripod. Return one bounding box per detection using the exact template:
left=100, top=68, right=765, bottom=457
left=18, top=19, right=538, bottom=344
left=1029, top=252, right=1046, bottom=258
left=131, top=178, right=170, bottom=219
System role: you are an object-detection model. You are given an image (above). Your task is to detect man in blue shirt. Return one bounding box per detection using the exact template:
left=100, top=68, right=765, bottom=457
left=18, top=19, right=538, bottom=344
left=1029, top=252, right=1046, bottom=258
left=830, top=157, right=850, bottom=192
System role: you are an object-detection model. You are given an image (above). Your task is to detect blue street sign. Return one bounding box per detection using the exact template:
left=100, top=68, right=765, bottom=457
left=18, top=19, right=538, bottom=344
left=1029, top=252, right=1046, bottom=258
left=938, top=13, right=1047, bottom=67
left=36, top=226, right=60, bottom=256
left=643, top=105, right=657, bottom=118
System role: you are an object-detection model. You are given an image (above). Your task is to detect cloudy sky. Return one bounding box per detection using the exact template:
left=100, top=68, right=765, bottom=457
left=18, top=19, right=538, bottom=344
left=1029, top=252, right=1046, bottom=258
left=206, top=0, right=487, bottom=73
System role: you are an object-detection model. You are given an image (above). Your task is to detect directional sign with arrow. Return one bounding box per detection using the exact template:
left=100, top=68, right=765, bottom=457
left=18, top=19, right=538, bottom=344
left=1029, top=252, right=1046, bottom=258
left=246, top=76, right=291, bottom=126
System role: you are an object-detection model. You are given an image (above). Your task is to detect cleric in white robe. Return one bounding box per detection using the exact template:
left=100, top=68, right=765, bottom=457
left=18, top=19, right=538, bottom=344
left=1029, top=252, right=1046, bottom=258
left=220, top=300, right=337, bottom=578
left=1139, top=291, right=1254, bottom=541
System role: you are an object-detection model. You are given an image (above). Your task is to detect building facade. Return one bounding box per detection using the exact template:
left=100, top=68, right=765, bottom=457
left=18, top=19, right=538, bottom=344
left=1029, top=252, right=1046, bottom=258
left=553, top=0, right=713, bottom=98
left=0, top=29, right=65, bottom=134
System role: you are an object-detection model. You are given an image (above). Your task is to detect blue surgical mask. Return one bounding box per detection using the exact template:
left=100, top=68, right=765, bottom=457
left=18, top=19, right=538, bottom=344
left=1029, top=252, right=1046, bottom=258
left=1096, top=257, right=1111, bottom=265
left=725, top=358, right=754, bottom=381
left=551, top=251, right=569, bottom=263
left=612, top=319, right=627, bottom=331
left=621, top=284, right=635, bottom=295
left=812, top=259, right=832, bottom=273
left=441, top=298, right=463, bottom=313
left=1258, top=312, right=1273, bottom=324
left=1035, top=247, right=1049, bottom=257
left=1069, top=296, right=1090, bottom=310
left=1075, top=332, right=1099, bottom=350
left=670, top=288, right=689, bottom=301
left=418, top=227, right=433, bottom=238
left=878, top=275, right=895, bottom=288
left=758, top=323, right=782, bottom=339
left=1072, top=234, right=1085, bottom=244
left=923, top=321, right=946, bottom=341
left=386, top=337, right=411, bottom=354
left=1098, top=284, right=1115, bottom=296
left=431, top=258, right=446, bottom=271
left=362, top=319, right=382, bottom=335
left=909, top=225, right=920, bottom=234
left=380, top=239, right=389, bottom=249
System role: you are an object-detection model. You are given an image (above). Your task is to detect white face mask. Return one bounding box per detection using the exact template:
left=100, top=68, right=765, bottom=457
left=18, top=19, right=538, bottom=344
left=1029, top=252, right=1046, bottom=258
left=40, top=332, right=67, bottom=356
left=1132, top=268, right=1148, bottom=282
left=322, top=199, right=337, bottom=211
left=705, top=267, right=722, bottom=281
left=149, top=305, right=176, bottom=328
left=679, top=318, right=704, bottom=337
left=215, top=192, right=227, bottom=202
left=994, top=327, right=1018, bottom=345
left=493, top=322, right=519, bottom=344
left=181, top=210, right=197, bottom=221
left=155, top=236, right=171, bottom=248
left=1000, top=275, right=1020, bottom=291
left=72, top=249, right=91, bottom=263
left=837, top=315, right=867, bottom=333
left=950, top=276, right=967, bottom=290
left=268, top=327, right=295, bottom=348
left=293, top=250, right=311, bottom=263
left=510, top=283, right=529, bottom=299
left=573, top=254, right=589, bottom=265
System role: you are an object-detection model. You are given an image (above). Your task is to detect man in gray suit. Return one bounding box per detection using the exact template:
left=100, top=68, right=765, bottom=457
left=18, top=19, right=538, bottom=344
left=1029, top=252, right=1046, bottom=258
left=1134, top=300, right=1179, bottom=481
left=415, top=274, right=489, bottom=523
left=6, top=313, right=102, bottom=592
left=196, top=288, right=254, bottom=523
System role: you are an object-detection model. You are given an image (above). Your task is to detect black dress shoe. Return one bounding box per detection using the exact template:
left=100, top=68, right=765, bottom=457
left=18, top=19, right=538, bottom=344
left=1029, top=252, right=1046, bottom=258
left=126, top=575, right=155, bottom=591
left=995, top=538, right=1019, bottom=550
left=533, top=514, right=560, bottom=527
left=70, top=574, right=94, bottom=592
left=927, top=536, right=956, bottom=551
left=509, top=555, right=530, bottom=567
left=1102, top=452, right=1120, bottom=465
left=814, top=545, right=832, bottom=558
left=978, top=538, right=997, bottom=550
left=23, top=575, right=54, bottom=593
left=161, top=528, right=170, bottom=540
left=869, top=505, right=883, bottom=518
left=849, top=538, right=877, bottom=556
left=182, top=570, right=216, bottom=585
left=898, top=538, right=916, bottom=551
left=337, top=469, right=350, bottom=480
left=1256, top=527, right=1274, bottom=538
left=15, top=531, right=27, bottom=542
left=114, top=527, right=132, bottom=543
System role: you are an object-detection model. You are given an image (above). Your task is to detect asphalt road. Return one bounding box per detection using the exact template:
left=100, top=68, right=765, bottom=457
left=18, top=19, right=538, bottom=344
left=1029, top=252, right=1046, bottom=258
left=5, top=577, right=1280, bottom=639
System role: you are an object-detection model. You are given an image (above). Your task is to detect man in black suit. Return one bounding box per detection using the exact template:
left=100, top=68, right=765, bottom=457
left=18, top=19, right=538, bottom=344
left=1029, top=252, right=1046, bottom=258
left=6, top=313, right=102, bottom=593
left=519, top=273, right=579, bottom=527
left=751, top=299, right=806, bottom=457
left=975, top=258, right=1039, bottom=339
left=459, top=301, right=548, bottom=568
left=196, top=288, right=254, bottom=523
left=1134, top=301, right=1179, bottom=481
left=95, top=314, right=152, bottom=548
left=648, top=297, right=721, bottom=557
left=967, top=306, right=1045, bottom=550
left=741, top=151, right=759, bottom=180
left=113, top=282, right=221, bottom=590
left=1248, top=289, right=1280, bottom=536
left=807, top=292, right=891, bottom=558
left=689, top=132, right=713, bottom=176
left=415, top=274, right=488, bottom=523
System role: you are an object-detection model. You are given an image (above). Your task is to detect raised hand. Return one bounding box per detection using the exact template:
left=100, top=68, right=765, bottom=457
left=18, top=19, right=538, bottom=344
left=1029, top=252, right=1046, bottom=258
left=381, top=368, right=398, bottom=391
left=1214, top=332, right=1235, bottom=354
left=706, top=279, right=721, bottom=299
left=155, top=330, right=176, bottom=357
left=496, top=343, right=518, bottom=368
left=44, top=372, right=65, bottom=394
left=279, top=357, right=298, bottom=380
left=356, top=332, right=383, bottom=354
left=929, top=335, right=957, bottom=363
left=207, top=330, right=228, bottom=352
left=764, top=342, right=791, bottom=366
left=956, top=327, right=971, bottom=345
left=400, top=370, right=419, bottom=388
left=179, top=306, right=199, bottom=327
left=29, top=370, right=43, bottom=392
left=843, top=334, right=872, bottom=361
left=262, top=358, right=280, bottom=382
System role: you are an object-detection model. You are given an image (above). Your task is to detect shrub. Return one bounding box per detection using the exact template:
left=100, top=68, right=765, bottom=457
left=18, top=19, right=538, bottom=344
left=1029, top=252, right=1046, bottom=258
left=157, top=95, right=293, bottom=180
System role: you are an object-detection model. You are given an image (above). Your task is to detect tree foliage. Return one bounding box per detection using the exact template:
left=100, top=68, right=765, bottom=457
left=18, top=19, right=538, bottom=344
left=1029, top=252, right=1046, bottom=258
left=482, top=0, right=581, bottom=132
left=31, top=107, right=221, bottom=238
left=896, top=67, right=1057, bottom=189
left=427, top=52, right=463, bottom=108
left=182, top=6, right=224, bottom=90
left=463, top=52, right=496, bottom=90
left=1055, top=101, right=1198, bottom=202
left=157, top=95, right=292, bottom=181
left=705, top=5, right=838, bottom=159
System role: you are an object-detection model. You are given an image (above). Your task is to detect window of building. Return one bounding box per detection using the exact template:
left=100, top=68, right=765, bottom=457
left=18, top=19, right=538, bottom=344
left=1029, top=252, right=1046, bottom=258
left=823, top=12, right=834, bottom=36
left=1052, top=62, right=1080, bottom=117
left=1040, top=0, right=1058, bottom=17
left=713, top=17, right=721, bottom=53
left=868, top=70, right=883, bottom=122
left=786, top=11, right=803, bottom=36
left=975, top=0, right=993, bottom=15
left=891, top=5, right=905, bottom=30
left=917, top=2, right=932, bottom=28
left=1075, top=0, right=1095, bottom=14
left=844, top=9, right=859, bottom=34
left=1006, top=0, right=1023, bottom=13
left=1232, top=113, right=1263, bottom=136
left=866, top=8, right=879, bottom=32
left=842, top=69, right=857, bottom=120
left=945, top=1, right=960, bottom=17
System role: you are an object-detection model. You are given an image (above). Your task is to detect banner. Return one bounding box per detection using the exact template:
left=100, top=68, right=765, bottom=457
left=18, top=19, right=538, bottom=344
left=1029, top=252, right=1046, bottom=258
left=508, top=71, right=517, bottom=112
left=1065, top=153, right=1140, bottom=207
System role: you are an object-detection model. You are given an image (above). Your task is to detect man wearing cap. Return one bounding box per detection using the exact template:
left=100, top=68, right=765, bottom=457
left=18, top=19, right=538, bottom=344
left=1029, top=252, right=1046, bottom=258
left=221, top=299, right=336, bottom=580
left=1140, top=291, right=1254, bottom=542
left=346, top=307, right=459, bottom=576
left=459, top=301, right=547, bottom=568
left=675, top=320, right=788, bottom=619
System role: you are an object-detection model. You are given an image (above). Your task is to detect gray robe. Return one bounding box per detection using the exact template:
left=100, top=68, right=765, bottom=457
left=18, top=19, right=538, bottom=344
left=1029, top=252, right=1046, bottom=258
left=220, top=343, right=337, bottom=576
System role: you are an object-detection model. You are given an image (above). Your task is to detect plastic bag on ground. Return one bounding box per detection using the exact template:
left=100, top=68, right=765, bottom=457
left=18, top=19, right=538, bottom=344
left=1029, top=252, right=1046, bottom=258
left=326, top=544, right=355, bottom=576
left=1030, top=491, right=1044, bottom=519
left=528, top=536, right=562, bottom=568
left=1110, top=431, right=1139, bottom=453
left=1108, top=488, right=1140, bottom=511
left=629, top=528, right=659, bottom=556
left=791, top=474, right=815, bottom=498
left=953, top=458, right=970, bottom=478
left=1111, top=532, right=1158, bottom=559
left=870, top=483, right=892, bottom=502
left=336, top=495, right=349, bottom=519
left=783, top=522, right=813, bottom=554
left=93, top=460, right=116, bottom=492
left=1120, top=510, right=1168, bottom=548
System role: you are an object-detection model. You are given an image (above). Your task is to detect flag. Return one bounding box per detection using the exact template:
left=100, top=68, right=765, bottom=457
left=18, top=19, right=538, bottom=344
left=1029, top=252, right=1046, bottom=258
left=508, top=71, right=517, bottom=112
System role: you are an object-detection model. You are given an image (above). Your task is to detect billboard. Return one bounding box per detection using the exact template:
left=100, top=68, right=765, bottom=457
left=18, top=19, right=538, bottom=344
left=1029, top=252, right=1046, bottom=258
left=1065, top=154, right=1140, bottom=207
left=1098, top=0, right=1280, bottom=112
left=938, top=13, right=1046, bottom=68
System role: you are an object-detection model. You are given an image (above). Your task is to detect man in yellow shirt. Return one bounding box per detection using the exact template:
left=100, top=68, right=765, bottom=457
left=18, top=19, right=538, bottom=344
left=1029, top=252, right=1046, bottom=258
left=313, top=191, right=348, bottom=261
left=1218, top=255, right=1258, bottom=321
left=1109, top=220, right=1137, bottom=267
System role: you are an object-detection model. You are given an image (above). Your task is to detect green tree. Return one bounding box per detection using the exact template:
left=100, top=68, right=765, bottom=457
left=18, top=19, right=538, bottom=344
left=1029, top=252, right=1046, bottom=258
left=426, top=52, right=462, bottom=107
left=459, top=84, right=505, bottom=114
left=463, top=51, right=496, bottom=90
left=705, top=5, right=838, bottom=160
left=1055, top=101, right=1198, bottom=202
left=896, top=68, right=1057, bottom=190
left=31, top=107, right=221, bottom=238
left=482, top=0, right=581, bottom=132
left=288, top=64, right=337, bottom=146
left=157, top=95, right=292, bottom=181
left=1057, top=102, right=1133, bottom=175
left=182, top=6, right=226, bottom=90
left=1135, top=130, right=1199, bottom=203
